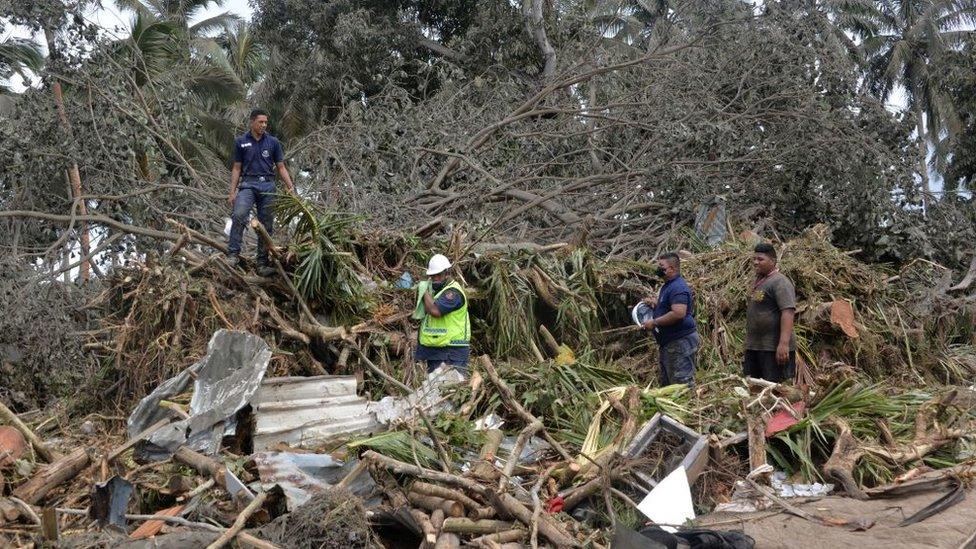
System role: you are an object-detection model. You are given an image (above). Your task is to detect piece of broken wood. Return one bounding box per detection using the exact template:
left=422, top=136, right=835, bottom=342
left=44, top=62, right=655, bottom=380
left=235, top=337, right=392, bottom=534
left=538, top=325, right=561, bottom=356
left=129, top=505, right=185, bottom=540
left=0, top=400, right=58, bottom=463
left=410, top=481, right=482, bottom=511
left=13, top=448, right=90, bottom=504
left=491, top=491, right=578, bottom=547
left=498, top=420, right=543, bottom=490
left=470, top=529, right=527, bottom=546
left=174, top=446, right=226, bottom=488
left=107, top=418, right=172, bottom=462
left=205, top=490, right=268, bottom=549
left=470, top=429, right=504, bottom=480
left=407, top=492, right=465, bottom=518
left=410, top=508, right=438, bottom=546
left=41, top=507, right=58, bottom=541
left=441, top=518, right=516, bottom=535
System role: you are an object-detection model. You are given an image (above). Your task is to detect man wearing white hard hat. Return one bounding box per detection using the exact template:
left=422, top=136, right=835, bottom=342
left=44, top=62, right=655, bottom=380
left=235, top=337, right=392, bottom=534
left=414, top=254, right=470, bottom=375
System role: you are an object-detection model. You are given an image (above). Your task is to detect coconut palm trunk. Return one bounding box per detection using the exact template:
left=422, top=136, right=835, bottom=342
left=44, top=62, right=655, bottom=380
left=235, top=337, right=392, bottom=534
left=914, top=101, right=932, bottom=210
left=44, top=27, right=91, bottom=283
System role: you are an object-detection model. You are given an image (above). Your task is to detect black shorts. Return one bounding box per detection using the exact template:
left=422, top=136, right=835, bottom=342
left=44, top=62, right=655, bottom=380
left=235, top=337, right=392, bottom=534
left=743, top=349, right=795, bottom=383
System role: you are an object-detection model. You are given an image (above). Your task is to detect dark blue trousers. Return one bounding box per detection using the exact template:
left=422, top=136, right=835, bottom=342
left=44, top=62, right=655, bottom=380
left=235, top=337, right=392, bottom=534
left=228, top=181, right=275, bottom=263
left=659, top=332, right=699, bottom=388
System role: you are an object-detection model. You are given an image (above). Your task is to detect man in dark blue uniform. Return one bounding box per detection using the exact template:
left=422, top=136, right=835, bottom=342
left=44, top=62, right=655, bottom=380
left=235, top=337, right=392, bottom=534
left=227, top=109, right=295, bottom=274
left=641, top=252, right=699, bottom=388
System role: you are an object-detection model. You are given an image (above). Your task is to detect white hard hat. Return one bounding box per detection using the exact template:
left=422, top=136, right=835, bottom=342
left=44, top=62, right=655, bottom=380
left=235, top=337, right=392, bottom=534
left=426, top=254, right=453, bottom=276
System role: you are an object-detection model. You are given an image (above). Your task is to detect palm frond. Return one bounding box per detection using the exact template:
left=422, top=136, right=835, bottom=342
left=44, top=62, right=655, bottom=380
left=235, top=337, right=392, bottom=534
left=188, top=11, right=240, bottom=36
left=275, top=193, right=372, bottom=321
left=218, top=21, right=268, bottom=85
left=182, top=56, right=245, bottom=103
left=0, top=38, right=45, bottom=75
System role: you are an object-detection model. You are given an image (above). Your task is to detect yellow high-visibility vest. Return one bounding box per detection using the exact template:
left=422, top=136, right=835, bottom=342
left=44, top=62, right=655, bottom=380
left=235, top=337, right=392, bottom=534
left=419, top=281, right=470, bottom=347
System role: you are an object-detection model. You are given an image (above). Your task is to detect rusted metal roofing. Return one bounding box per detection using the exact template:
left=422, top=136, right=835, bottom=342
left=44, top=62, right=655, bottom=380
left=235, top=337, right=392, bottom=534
left=252, top=375, right=380, bottom=451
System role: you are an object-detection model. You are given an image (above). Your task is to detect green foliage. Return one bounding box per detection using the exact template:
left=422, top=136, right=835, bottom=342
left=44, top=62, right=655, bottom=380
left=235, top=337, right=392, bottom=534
left=483, top=259, right=538, bottom=357
left=275, top=193, right=373, bottom=321
left=481, top=359, right=635, bottom=446
left=772, top=380, right=931, bottom=484
left=347, top=430, right=438, bottom=468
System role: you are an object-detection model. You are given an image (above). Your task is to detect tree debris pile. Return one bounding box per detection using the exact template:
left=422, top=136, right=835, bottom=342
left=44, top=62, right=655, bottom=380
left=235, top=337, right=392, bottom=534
left=254, top=489, right=375, bottom=549
left=0, top=220, right=975, bottom=547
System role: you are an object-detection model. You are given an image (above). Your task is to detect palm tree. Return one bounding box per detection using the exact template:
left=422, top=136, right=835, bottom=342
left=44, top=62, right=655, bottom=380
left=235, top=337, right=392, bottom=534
left=859, top=0, right=976, bottom=207
left=585, top=0, right=671, bottom=48
left=0, top=38, right=44, bottom=113
left=115, top=0, right=240, bottom=38
left=0, top=38, right=44, bottom=94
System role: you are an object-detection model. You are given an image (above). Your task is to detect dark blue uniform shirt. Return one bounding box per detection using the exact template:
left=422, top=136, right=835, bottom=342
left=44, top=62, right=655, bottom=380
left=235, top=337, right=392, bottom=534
left=653, top=275, right=697, bottom=346
left=234, top=132, right=284, bottom=179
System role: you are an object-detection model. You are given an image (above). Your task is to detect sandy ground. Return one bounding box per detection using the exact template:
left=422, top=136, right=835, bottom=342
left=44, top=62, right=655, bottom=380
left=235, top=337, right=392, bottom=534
left=697, top=487, right=976, bottom=549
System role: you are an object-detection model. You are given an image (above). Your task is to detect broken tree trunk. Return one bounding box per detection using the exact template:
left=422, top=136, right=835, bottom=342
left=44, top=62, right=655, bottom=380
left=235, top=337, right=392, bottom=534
left=490, top=491, right=578, bottom=547
left=174, top=446, right=226, bottom=488
left=13, top=447, right=90, bottom=504
left=470, top=529, right=527, bottom=546
left=410, top=481, right=482, bottom=511
left=410, top=508, right=437, bottom=546
left=407, top=492, right=465, bottom=518
left=823, top=420, right=868, bottom=500
left=746, top=411, right=767, bottom=472
left=441, top=518, right=516, bottom=535
left=470, top=428, right=504, bottom=480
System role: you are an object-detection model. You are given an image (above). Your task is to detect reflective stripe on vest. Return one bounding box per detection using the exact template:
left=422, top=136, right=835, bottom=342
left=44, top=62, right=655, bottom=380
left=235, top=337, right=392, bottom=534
left=419, top=281, right=470, bottom=347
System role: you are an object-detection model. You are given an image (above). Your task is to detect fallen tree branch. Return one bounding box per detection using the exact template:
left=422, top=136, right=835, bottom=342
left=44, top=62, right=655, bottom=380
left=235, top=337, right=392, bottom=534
left=205, top=491, right=268, bottom=549
left=0, top=211, right=180, bottom=243
left=745, top=478, right=874, bottom=530
left=479, top=355, right=574, bottom=462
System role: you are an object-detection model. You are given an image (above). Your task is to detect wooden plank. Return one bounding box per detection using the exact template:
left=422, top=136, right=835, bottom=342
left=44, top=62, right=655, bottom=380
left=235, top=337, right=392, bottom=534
left=107, top=418, right=172, bottom=462
left=129, top=505, right=184, bottom=540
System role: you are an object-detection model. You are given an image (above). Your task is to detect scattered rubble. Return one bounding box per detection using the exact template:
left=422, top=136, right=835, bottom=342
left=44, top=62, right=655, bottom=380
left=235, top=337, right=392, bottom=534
left=1, top=225, right=975, bottom=547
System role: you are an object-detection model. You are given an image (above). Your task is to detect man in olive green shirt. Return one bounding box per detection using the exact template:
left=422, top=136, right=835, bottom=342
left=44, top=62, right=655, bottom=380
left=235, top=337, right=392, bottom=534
left=743, top=243, right=796, bottom=382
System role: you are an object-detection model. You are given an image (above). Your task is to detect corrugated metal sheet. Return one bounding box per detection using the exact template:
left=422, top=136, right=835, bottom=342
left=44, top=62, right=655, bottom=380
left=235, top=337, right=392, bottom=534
left=252, top=375, right=380, bottom=451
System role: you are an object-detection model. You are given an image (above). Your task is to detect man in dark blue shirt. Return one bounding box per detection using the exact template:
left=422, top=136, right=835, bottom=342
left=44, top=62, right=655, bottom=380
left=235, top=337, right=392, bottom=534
left=227, top=109, right=295, bottom=274
left=641, top=252, right=699, bottom=388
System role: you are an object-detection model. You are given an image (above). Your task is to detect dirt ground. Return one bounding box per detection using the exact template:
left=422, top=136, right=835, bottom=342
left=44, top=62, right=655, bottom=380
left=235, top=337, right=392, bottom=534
left=698, top=487, right=976, bottom=548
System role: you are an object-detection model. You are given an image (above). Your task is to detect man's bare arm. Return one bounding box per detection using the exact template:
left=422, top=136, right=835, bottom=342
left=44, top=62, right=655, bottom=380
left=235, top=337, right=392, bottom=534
left=423, top=291, right=442, bottom=317
left=643, top=303, right=688, bottom=329
left=776, top=309, right=795, bottom=364
left=277, top=162, right=295, bottom=193
left=229, top=162, right=242, bottom=203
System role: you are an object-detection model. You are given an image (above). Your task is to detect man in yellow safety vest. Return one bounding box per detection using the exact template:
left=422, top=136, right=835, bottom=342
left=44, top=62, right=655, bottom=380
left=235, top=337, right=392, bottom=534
left=414, top=254, right=470, bottom=376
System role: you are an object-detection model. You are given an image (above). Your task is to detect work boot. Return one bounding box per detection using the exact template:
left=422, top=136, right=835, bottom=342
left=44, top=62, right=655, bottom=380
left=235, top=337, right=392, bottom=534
left=226, top=253, right=240, bottom=267
left=257, top=262, right=276, bottom=277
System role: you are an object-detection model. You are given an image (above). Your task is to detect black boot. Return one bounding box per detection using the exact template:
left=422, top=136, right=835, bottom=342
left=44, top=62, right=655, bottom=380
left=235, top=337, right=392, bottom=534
left=257, top=262, right=276, bottom=277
